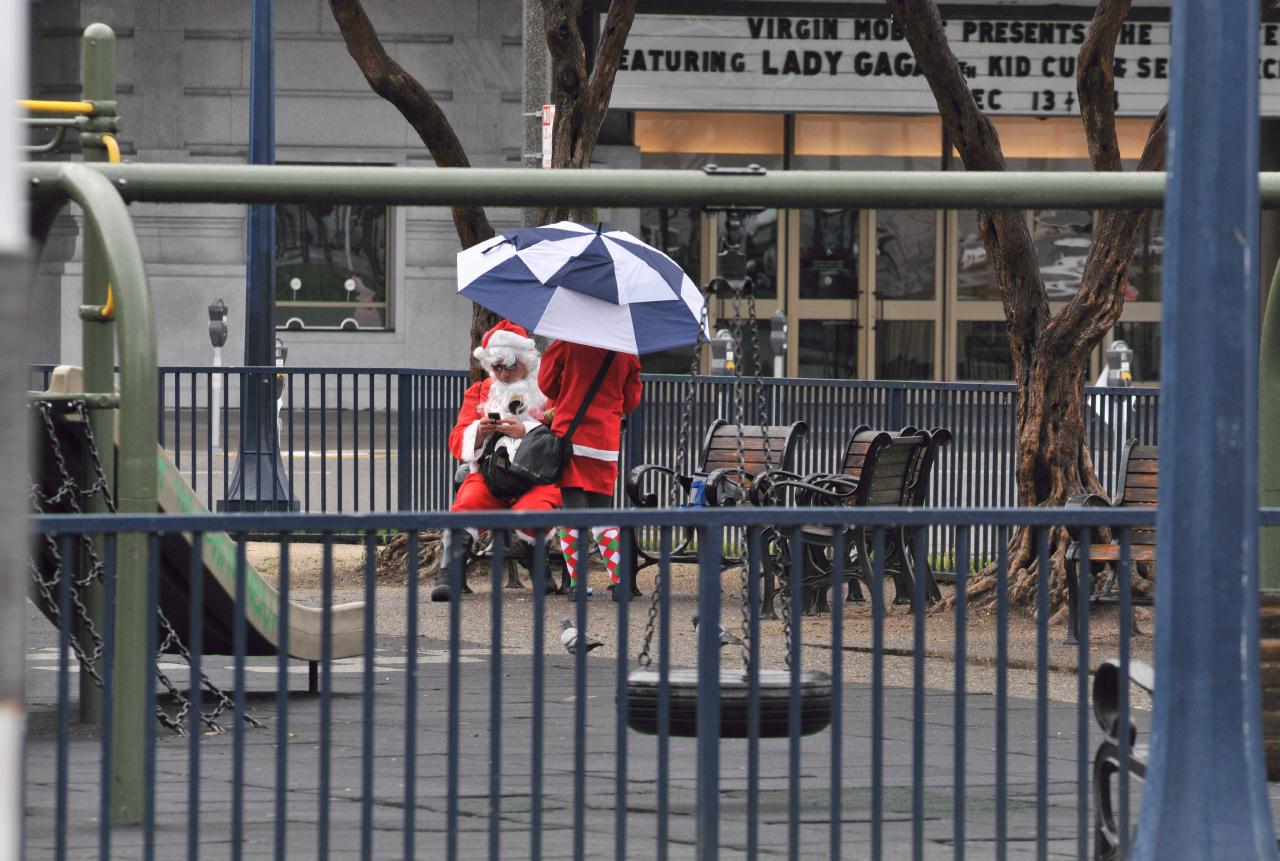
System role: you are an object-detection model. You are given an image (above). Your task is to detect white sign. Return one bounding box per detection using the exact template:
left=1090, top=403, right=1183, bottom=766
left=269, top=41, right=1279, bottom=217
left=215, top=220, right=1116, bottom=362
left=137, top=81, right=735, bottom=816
left=609, top=14, right=1280, bottom=117
left=542, top=104, right=555, bottom=168
left=0, top=0, right=28, bottom=253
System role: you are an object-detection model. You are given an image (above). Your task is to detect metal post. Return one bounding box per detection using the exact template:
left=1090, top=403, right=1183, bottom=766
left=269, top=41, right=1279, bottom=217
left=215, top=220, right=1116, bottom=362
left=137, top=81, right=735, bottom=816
left=0, top=1, right=29, bottom=850
left=76, top=22, right=119, bottom=724
left=220, top=0, right=295, bottom=511
left=1260, top=257, right=1280, bottom=588
left=1132, top=1, right=1277, bottom=857
left=396, top=378, right=413, bottom=511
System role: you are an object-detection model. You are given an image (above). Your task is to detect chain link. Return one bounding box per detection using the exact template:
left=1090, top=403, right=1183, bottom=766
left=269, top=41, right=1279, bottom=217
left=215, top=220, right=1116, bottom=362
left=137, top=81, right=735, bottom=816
left=638, top=298, right=710, bottom=669
left=29, top=399, right=256, bottom=734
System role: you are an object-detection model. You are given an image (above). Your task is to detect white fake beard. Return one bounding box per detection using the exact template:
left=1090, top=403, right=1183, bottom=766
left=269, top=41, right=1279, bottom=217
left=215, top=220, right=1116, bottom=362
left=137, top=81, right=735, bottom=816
left=484, top=377, right=547, bottom=420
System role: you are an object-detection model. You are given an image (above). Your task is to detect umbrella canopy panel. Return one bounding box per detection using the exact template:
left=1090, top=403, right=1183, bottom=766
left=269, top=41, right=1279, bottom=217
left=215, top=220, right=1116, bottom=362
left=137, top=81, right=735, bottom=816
left=457, top=221, right=709, bottom=355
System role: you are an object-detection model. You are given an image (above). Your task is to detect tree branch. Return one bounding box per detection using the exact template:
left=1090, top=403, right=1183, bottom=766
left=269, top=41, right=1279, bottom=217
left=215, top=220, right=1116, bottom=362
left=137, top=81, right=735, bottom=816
left=328, top=0, right=498, bottom=380
left=887, top=0, right=1048, bottom=386
left=1042, top=106, right=1167, bottom=365
left=580, top=0, right=637, bottom=165
left=542, top=0, right=589, bottom=171
left=328, top=0, right=494, bottom=249
left=1077, top=0, right=1130, bottom=173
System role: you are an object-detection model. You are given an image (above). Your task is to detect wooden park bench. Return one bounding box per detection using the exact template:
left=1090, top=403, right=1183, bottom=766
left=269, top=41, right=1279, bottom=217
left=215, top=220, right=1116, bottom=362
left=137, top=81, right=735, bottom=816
left=752, top=426, right=950, bottom=614
left=1065, top=441, right=1158, bottom=644
left=1091, top=591, right=1280, bottom=858
left=625, top=419, right=808, bottom=597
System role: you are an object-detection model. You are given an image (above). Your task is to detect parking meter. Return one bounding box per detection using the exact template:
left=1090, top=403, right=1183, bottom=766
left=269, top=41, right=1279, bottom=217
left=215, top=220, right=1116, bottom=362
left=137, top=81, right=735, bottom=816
left=709, top=329, right=735, bottom=375
left=770, top=309, right=788, bottom=377
left=208, top=300, right=228, bottom=447
left=208, top=299, right=228, bottom=348
left=1106, top=340, right=1134, bottom=386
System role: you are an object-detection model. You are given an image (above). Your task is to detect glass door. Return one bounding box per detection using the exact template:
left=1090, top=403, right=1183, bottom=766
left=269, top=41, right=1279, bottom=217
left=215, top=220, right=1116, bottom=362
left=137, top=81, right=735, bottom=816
left=869, top=209, right=942, bottom=380
left=784, top=208, right=865, bottom=378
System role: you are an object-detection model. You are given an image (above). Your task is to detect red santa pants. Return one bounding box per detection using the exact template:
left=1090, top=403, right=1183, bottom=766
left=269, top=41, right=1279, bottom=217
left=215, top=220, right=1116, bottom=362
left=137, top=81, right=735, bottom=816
left=450, top=472, right=561, bottom=544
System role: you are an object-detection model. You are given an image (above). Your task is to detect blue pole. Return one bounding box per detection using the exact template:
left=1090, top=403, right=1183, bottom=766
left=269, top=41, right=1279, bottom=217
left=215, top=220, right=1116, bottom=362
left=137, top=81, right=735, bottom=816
left=1132, top=1, right=1275, bottom=857
left=220, top=0, right=295, bottom=510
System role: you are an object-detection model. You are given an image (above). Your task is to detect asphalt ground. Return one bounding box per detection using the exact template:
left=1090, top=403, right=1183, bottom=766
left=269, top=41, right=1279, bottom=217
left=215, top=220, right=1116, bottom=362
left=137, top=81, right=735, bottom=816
left=21, top=542, right=1195, bottom=860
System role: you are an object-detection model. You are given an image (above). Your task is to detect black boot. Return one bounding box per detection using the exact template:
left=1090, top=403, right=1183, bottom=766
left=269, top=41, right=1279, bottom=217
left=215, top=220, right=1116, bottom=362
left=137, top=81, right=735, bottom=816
left=430, top=532, right=473, bottom=602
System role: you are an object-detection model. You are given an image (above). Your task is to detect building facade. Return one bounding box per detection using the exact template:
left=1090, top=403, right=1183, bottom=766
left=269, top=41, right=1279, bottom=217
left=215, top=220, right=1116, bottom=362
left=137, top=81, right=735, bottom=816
left=26, top=0, right=1280, bottom=383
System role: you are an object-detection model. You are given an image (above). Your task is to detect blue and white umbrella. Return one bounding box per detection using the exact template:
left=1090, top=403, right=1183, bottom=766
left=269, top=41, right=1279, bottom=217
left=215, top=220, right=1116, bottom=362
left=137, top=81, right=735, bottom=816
left=457, top=221, right=709, bottom=355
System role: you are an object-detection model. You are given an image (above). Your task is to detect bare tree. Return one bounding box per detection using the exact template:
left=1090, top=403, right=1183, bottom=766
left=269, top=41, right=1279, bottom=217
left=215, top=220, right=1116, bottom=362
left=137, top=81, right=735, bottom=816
left=884, top=0, right=1168, bottom=611
left=329, top=0, right=636, bottom=378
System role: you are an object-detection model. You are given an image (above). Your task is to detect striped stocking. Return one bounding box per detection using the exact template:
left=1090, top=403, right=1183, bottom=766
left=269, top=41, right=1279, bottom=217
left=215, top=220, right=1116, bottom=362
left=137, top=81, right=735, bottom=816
left=557, top=527, right=583, bottom=587
left=591, top=526, right=622, bottom=585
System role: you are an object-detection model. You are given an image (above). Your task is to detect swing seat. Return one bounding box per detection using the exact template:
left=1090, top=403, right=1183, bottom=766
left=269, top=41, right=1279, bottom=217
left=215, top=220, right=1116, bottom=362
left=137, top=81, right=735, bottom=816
left=625, top=668, right=832, bottom=738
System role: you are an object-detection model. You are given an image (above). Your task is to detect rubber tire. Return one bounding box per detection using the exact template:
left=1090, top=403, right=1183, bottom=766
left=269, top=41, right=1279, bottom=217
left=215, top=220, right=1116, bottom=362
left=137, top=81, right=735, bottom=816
left=625, top=668, right=832, bottom=738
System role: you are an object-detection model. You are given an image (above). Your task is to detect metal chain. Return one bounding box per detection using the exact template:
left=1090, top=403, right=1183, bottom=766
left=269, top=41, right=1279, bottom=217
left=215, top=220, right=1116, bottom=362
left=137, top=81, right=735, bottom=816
left=638, top=297, right=710, bottom=669
left=28, top=399, right=257, bottom=734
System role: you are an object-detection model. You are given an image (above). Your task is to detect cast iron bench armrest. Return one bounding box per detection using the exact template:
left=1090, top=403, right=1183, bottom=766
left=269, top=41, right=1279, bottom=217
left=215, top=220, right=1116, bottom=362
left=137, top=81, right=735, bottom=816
left=748, top=469, right=803, bottom=506
left=798, top=473, right=862, bottom=507
left=1092, top=657, right=1154, bottom=741
left=626, top=463, right=686, bottom=508
left=705, top=466, right=758, bottom=507
left=1067, top=491, right=1114, bottom=509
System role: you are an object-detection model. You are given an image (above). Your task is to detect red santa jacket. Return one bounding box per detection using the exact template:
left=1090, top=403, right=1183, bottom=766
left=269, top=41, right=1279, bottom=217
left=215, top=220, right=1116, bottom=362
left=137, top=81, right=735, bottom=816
left=447, top=378, right=549, bottom=467
left=538, top=341, right=643, bottom=495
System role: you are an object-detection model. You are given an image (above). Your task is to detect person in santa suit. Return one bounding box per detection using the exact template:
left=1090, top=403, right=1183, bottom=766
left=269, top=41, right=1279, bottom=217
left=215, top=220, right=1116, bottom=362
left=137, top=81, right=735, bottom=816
left=538, top=340, right=643, bottom=593
left=431, top=320, right=561, bottom=602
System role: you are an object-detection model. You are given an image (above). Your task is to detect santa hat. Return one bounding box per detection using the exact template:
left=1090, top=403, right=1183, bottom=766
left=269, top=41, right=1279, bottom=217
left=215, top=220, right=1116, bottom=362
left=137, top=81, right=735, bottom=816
left=473, top=319, right=539, bottom=372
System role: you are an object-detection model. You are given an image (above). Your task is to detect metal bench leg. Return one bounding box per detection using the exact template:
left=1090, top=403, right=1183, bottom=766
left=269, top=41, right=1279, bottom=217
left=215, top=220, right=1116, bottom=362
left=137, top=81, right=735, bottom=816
left=308, top=660, right=318, bottom=694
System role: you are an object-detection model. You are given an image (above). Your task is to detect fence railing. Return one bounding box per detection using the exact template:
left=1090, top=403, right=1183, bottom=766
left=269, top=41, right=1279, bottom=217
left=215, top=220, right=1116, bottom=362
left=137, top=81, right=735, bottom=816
left=32, top=363, right=1160, bottom=554
left=26, top=505, right=1166, bottom=860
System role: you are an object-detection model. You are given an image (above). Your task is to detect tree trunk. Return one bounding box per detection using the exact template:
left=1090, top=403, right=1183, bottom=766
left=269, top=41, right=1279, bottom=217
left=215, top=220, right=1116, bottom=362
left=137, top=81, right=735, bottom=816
left=886, top=0, right=1167, bottom=611
left=331, top=0, right=635, bottom=380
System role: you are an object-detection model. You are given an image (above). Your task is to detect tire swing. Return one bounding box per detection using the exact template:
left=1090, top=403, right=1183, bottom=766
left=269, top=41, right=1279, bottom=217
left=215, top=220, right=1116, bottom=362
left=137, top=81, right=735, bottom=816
left=624, top=247, right=832, bottom=739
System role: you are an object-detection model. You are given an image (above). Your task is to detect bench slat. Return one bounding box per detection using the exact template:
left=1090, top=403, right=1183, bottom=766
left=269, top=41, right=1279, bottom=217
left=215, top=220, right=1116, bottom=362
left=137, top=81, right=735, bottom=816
left=1084, top=545, right=1157, bottom=562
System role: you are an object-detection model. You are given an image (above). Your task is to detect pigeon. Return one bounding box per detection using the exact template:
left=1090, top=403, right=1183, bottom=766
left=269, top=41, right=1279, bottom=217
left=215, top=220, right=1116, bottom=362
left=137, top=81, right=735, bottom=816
left=560, top=617, right=604, bottom=655
left=692, top=614, right=744, bottom=648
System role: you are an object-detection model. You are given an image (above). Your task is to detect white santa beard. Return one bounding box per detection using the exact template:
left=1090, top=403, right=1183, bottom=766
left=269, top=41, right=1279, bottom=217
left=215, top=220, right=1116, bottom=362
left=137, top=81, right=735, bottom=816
left=484, top=377, right=547, bottom=418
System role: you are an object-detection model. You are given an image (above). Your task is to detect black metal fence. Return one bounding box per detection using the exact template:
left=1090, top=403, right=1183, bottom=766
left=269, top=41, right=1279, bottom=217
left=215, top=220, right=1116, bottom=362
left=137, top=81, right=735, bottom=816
left=30, top=362, right=1160, bottom=554
left=24, top=506, right=1152, bottom=860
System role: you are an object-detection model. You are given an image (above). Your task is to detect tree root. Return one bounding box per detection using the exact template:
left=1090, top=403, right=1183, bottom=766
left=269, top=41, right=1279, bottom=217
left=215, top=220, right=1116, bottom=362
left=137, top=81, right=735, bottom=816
left=374, top=529, right=442, bottom=583
left=933, top=525, right=1151, bottom=618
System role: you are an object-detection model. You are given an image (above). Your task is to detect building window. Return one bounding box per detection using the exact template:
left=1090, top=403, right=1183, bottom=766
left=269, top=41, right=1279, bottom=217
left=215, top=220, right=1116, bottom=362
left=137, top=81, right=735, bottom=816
left=275, top=203, right=391, bottom=332
left=798, top=319, right=857, bottom=379
left=956, top=321, right=1013, bottom=381
left=1113, top=322, right=1161, bottom=383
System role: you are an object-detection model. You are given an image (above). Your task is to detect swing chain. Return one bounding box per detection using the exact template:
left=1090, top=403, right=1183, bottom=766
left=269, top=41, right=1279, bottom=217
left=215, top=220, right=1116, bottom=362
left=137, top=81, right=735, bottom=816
left=29, top=399, right=255, bottom=734
left=638, top=297, right=710, bottom=669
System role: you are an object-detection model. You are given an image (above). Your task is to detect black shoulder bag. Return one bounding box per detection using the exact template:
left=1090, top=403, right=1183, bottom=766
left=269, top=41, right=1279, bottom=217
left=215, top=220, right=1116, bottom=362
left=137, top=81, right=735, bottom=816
left=479, top=351, right=616, bottom=498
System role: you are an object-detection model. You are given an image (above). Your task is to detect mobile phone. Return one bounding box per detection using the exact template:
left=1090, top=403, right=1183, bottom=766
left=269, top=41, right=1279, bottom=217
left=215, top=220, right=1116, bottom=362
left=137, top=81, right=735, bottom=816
left=487, top=412, right=501, bottom=421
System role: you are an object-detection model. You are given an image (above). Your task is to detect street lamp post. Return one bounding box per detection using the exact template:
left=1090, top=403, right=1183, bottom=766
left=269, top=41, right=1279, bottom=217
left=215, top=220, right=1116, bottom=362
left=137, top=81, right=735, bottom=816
left=218, top=0, right=295, bottom=511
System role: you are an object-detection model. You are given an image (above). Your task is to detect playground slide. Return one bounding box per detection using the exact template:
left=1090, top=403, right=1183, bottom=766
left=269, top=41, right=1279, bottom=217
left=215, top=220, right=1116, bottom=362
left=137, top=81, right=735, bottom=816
left=32, top=366, right=364, bottom=661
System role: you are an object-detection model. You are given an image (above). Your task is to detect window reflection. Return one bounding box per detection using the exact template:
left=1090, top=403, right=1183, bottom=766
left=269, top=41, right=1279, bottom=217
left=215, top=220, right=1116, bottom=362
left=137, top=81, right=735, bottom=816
left=1128, top=211, right=1163, bottom=302
left=275, top=203, right=389, bottom=331
left=1034, top=209, right=1094, bottom=300
left=717, top=210, right=777, bottom=299
left=875, top=211, right=935, bottom=300
left=1113, top=322, right=1161, bottom=383
left=876, top=320, right=933, bottom=380
left=956, top=212, right=999, bottom=301
left=799, top=209, right=858, bottom=300
left=640, top=207, right=705, bottom=374
left=956, top=321, right=1012, bottom=381
left=798, top=319, right=857, bottom=379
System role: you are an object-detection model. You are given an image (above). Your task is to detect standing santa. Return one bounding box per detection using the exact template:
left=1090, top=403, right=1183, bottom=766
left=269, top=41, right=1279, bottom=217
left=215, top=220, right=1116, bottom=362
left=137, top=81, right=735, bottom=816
left=432, top=320, right=561, bottom=602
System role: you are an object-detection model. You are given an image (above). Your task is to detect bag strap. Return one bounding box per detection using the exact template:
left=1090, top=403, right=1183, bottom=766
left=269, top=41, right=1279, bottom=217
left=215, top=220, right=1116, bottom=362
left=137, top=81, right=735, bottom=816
left=561, top=350, right=617, bottom=446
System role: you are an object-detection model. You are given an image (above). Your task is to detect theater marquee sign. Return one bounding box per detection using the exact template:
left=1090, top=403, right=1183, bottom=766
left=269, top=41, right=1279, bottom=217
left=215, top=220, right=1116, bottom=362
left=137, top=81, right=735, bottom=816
left=607, top=14, right=1280, bottom=117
